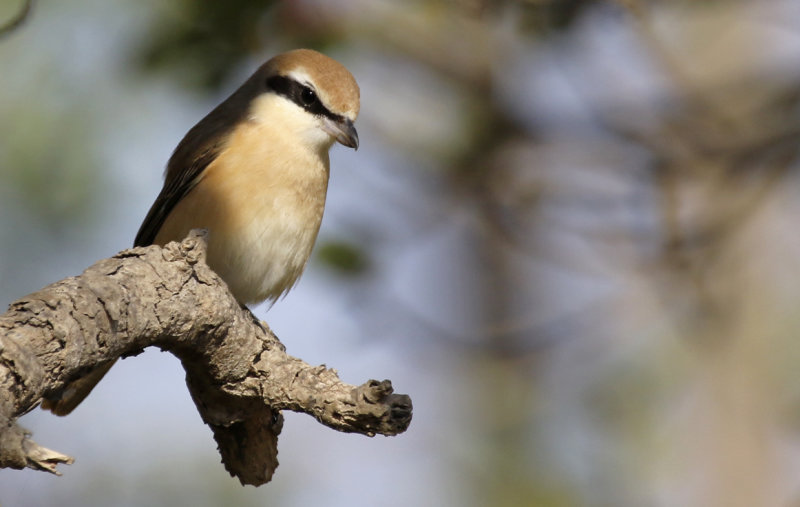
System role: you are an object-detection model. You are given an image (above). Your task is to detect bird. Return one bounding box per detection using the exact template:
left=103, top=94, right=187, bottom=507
left=41, top=49, right=360, bottom=416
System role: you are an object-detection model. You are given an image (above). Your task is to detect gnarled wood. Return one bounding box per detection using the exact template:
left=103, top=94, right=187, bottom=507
left=0, top=230, right=412, bottom=485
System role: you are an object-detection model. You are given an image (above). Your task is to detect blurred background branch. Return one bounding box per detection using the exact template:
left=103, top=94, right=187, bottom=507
left=0, top=0, right=33, bottom=39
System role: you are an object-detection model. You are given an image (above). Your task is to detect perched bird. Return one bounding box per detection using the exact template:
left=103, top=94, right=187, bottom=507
left=42, top=49, right=360, bottom=415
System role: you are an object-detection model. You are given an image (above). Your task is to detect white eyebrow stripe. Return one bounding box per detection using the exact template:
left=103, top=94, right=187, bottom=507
left=286, top=70, right=316, bottom=90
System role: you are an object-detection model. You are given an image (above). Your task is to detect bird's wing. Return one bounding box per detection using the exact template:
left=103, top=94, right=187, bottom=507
left=134, top=143, right=223, bottom=247
left=134, top=69, right=259, bottom=248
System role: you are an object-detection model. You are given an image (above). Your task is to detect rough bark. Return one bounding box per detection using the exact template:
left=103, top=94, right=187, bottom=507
left=0, top=230, right=412, bottom=485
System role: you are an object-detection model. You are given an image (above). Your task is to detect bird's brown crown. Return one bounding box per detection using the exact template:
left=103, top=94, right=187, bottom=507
left=265, top=49, right=360, bottom=120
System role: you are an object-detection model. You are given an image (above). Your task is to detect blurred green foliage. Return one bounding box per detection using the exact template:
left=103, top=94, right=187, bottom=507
left=0, top=102, right=101, bottom=227
left=134, top=0, right=350, bottom=91
left=134, top=0, right=276, bottom=89
left=316, top=240, right=370, bottom=275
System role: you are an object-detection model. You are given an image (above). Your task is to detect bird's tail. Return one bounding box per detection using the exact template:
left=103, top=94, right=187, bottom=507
left=41, top=359, right=117, bottom=416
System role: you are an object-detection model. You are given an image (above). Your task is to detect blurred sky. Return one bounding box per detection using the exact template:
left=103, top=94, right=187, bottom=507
left=3, top=1, right=800, bottom=506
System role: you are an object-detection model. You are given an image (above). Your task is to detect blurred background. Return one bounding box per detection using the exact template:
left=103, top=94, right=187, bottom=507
left=2, top=0, right=800, bottom=505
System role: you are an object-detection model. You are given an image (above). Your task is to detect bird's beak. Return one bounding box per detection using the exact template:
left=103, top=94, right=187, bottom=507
left=322, top=117, right=359, bottom=150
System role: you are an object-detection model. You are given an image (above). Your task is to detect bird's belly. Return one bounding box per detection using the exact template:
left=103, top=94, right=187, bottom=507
left=155, top=120, right=330, bottom=304
left=155, top=174, right=327, bottom=304
left=205, top=202, right=323, bottom=304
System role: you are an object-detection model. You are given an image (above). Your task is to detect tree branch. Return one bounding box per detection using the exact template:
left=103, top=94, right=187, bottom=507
left=0, top=0, right=34, bottom=39
left=0, top=230, right=412, bottom=485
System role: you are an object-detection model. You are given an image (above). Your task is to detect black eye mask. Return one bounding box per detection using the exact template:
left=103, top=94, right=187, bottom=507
left=266, top=75, right=347, bottom=125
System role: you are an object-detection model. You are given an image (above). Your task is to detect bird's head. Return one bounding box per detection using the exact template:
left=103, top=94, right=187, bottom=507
left=245, top=49, right=360, bottom=152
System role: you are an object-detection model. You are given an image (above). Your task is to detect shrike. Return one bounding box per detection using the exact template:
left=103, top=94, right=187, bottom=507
left=43, top=49, right=360, bottom=415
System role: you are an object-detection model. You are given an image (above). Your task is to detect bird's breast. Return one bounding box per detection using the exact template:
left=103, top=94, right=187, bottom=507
left=155, top=121, right=330, bottom=304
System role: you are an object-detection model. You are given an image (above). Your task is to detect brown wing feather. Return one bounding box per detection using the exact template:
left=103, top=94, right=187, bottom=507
left=134, top=69, right=263, bottom=247
left=134, top=144, right=223, bottom=246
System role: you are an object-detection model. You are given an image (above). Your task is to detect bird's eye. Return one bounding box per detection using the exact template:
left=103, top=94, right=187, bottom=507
left=300, top=86, right=317, bottom=106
